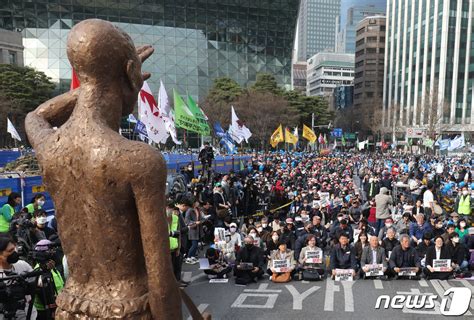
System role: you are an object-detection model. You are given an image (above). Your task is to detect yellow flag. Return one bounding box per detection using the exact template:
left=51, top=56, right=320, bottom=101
left=270, top=124, right=284, bottom=147
left=285, top=127, right=298, bottom=145
left=302, top=124, right=316, bottom=143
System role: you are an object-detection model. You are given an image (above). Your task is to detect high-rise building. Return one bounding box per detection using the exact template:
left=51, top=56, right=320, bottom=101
left=336, top=2, right=386, bottom=53
left=296, top=0, right=341, bottom=61
left=334, top=85, right=354, bottom=109
left=353, top=16, right=386, bottom=109
left=291, top=61, right=307, bottom=93
left=384, top=0, right=474, bottom=135
left=0, top=29, right=23, bottom=66
left=0, top=1, right=300, bottom=98
left=306, top=52, right=354, bottom=100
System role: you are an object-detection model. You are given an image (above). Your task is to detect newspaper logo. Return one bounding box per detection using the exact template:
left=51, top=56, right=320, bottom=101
left=375, top=287, right=471, bottom=316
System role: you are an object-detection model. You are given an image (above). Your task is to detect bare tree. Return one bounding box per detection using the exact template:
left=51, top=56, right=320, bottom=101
left=422, top=85, right=450, bottom=140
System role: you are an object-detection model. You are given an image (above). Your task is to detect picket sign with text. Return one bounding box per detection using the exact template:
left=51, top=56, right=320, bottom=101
left=273, top=259, right=290, bottom=273
left=433, top=259, right=451, bottom=272
left=398, top=267, right=417, bottom=276
left=365, top=264, right=384, bottom=277
left=305, top=250, right=322, bottom=264
left=335, top=269, right=354, bottom=281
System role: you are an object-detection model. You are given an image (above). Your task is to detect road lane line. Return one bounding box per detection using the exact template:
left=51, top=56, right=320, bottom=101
left=285, top=284, right=320, bottom=310
left=341, top=281, right=355, bottom=312
left=186, top=304, right=209, bottom=320
left=418, top=279, right=429, bottom=287
left=374, top=279, right=383, bottom=289
left=324, top=280, right=340, bottom=311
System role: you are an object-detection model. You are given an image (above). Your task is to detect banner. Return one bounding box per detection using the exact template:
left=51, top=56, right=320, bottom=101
left=270, top=124, right=284, bottom=148
left=305, top=249, right=322, bottom=264
left=448, top=135, right=465, bottom=151
left=438, top=139, right=450, bottom=151
left=134, top=120, right=148, bottom=136
left=302, top=124, right=316, bottom=143
left=398, top=267, right=417, bottom=276
left=285, top=127, right=298, bottom=145
left=174, top=89, right=208, bottom=135
left=213, top=122, right=226, bottom=138
left=406, top=127, right=425, bottom=138
left=187, top=94, right=210, bottom=135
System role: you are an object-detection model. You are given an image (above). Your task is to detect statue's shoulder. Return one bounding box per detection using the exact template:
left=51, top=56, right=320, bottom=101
left=124, top=140, right=165, bottom=167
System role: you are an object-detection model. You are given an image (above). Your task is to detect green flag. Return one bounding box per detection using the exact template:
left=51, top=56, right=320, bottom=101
left=240, top=160, right=245, bottom=171
left=341, top=135, right=346, bottom=146
left=187, top=95, right=210, bottom=135
left=173, top=89, right=207, bottom=135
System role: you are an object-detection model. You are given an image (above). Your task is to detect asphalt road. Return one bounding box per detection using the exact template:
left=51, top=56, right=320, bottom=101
left=182, top=263, right=474, bottom=320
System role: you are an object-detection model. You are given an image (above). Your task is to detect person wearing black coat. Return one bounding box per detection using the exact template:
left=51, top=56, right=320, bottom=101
left=329, top=233, right=357, bottom=278
left=445, top=233, right=469, bottom=272
left=389, top=234, right=421, bottom=278
left=234, top=236, right=265, bottom=284
left=424, top=236, right=454, bottom=280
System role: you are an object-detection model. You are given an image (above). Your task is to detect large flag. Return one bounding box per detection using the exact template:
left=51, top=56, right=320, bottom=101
left=341, top=135, right=346, bottom=146
left=302, top=124, right=316, bottom=143
left=229, top=106, right=252, bottom=143
left=358, top=139, right=368, bottom=151
left=213, top=122, right=226, bottom=138
left=187, top=95, right=210, bottom=135
left=438, top=139, right=450, bottom=151
left=127, top=114, right=138, bottom=124
left=285, top=127, right=298, bottom=145
left=318, top=133, right=324, bottom=144
left=174, top=90, right=208, bottom=135
left=448, top=135, right=465, bottom=151
left=70, top=68, right=80, bottom=90
left=323, top=134, right=328, bottom=145
left=138, top=81, right=169, bottom=144
left=270, top=124, right=284, bottom=148
left=157, top=82, right=181, bottom=145
left=7, top=118, right=21, bottom=141
left=220, top=133, right=237, bottom=154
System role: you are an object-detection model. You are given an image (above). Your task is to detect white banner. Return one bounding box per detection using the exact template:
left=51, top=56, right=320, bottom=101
left=433, top=259, right=451, bottom=272
left=272, top=259, right=290, bottom=273
left=305, top=249, right=322, bottom=264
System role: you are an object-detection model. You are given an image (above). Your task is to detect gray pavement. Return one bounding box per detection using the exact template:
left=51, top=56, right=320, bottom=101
left=182, top=263, right=474, bottom=319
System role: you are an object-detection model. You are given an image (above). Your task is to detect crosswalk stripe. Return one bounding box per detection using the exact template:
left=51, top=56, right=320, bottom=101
left=418, top=279, right=429, bottom=287
left=373, top=279, right=383, bottom=289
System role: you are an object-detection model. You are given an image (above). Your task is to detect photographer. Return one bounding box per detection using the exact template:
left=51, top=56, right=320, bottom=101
left=198, top=143, right=214, bottom=179
left=31, top=240, right=64, bottom=320
left=30, top=211, right=56, bottom=245
left=0, top=234, right=37, bottom=320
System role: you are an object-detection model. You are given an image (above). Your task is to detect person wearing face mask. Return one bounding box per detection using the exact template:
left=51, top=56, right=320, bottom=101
left=446, top=233, right=469, bottom=272
left=0, top=192, right=21, bottom=233
left=247, top=227, right=264, bottom=249
left=254, top=222, right=270, bottom=243
left=228, top=222, right=242, bottom=249
left=234, top=236, right=265, bottom=285
left=455, top=186, right=471, bottom=220
left=26, top=193, right=46, bottom=218
left=216, top=231, right=236, bottom=263
left=266, top=231, right=280, bottom=257
left=455, top=219, right=469, bottom=242
left=261, top=217, right=272, bottom=233
left=0, top=234, right=38, bottom=319
left=31, top=209, right=57, bottom=244
left=377, top=218, right=394, bottom=242
left=431, top=218, right=445, bottom=238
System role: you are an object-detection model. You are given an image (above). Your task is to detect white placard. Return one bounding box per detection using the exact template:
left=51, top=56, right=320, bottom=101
left=365, top=264, right=384, bottom=277
left=272, top=259, right=290, bottom=273
left=199, top=258, right=210, bottom=270
left=335, top=268, right=354, bottom=281
left=433, top=259, right=451, bottom=272
left=305, top=249, right=322, bottom=264
left=209, top=278, right=229, bottom=283
left=398, top=267, right=417, bottom=276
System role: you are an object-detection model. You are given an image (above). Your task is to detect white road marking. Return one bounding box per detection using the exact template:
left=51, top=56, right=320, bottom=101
left=458, top=279, right=474, bottom=311
left=182, top=271, right=192, bottom=283
left=191, top=273, right=205, bottom=282
left=244, top=283, right=282, bottom=293
left=285, top=284, right=320, bottom=310
left=231, top=293, right=279, bottom=309
left=418, top=279, right=429, bottom=287
left=324, top=280, right=340, bottom=311
left=186, top=304, right=209, bottom=320
left=341, top=281, right=355, bottom=312
left=374, top=279, right=383, bottom=289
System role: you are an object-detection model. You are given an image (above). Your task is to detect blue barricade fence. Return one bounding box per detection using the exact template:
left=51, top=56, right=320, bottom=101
left=0, top=151, right=21, bottom=167
left=0, top=153, right=252, bottom=215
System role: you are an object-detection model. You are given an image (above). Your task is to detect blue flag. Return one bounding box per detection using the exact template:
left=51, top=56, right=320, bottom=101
left=220, top=132, right=236, bottom=154
left=213, top=122, right=226, bottom=138
left=134, top=120, right=148, bottom=136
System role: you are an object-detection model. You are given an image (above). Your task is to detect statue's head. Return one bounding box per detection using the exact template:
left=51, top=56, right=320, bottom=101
left=67, top=19, right=143, bottom=115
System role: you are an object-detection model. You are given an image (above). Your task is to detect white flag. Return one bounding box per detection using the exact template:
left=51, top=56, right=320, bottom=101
left=157, top=81, right=181, bottom=145
left=138, top=81, right=169, bottom=144
left=294, top=126, right=298, bottom=138
left=448, top=135, right=465, bottom=151
left=230, top=106, right=252, bottom=143
left=7, top=118, right=21, bottom=141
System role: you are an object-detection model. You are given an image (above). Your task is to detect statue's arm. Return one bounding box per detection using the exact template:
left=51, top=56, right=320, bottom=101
left=130, top=147, right=182, bottom=319
left=25, top=89, right=79, bottom=147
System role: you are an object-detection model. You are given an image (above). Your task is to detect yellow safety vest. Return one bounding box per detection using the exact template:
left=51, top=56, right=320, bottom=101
left=0, top=204, right=14, bottom=233
left=169, top=214, right=179, bottom=251
left=458, top=196, right=471, bottom=216
left=33, top=265, right=64, bottom=311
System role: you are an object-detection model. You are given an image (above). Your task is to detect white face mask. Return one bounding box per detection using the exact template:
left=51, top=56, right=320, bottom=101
left=460, top=222, right=466, bottom=228
left=36, top=217, right=47, bottom=225
left=452, top=237, right=460, bottom=243
left=463, top=191, right=469, bottom=196
left=230, top=227, right=237, bottom=233
left=385, top=223, right=393, bottom=228
left=262, top=224, right=268, bottom=228
left=249, top=232, right=257, bottom=237
left=37, top=200, right=45, bottom=206
left=257, top=227, right=263, bottom=233
left=272, top=236, right=279, bottom=241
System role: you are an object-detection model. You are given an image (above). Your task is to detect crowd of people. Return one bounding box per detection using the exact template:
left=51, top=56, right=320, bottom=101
left=167, top=152, right=473, bottom=285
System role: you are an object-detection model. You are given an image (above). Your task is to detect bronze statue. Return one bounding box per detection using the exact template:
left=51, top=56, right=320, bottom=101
left=25, top=19, right=208, bottom=319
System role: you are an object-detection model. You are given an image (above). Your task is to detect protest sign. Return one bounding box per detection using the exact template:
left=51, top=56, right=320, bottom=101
left=335, top=269, right=354, bottom=281
left=365, top=264, right=384, bottom=277
left=272, top=259, right=290, bottom=273
left=398, top=267, right=417, bottom=276
left=305, top=249, right=322, bottom=264
left=433, top=259, right=451, bottom=272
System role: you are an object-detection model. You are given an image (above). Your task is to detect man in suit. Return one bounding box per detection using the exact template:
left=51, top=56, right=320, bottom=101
left=424, top=236, right=454, bottom=280
left=360, top=235, right=388, bottom=280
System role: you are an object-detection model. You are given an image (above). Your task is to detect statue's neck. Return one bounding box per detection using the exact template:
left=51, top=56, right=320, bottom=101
left=73, top=83, right=123, bottom=132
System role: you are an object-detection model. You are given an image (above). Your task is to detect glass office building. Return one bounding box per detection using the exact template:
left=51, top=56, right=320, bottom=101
left=0, top=0, right=299, bottom=98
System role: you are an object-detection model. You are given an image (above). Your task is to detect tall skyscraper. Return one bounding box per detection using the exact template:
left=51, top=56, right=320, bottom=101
left=336, top=0, right=386, bottom=53
left=296, top=0, right=341, bottom=61
left=384, top=0, right=474, bottom=135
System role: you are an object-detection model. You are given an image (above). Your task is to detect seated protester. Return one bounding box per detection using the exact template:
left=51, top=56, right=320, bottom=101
left=432, top=219, right=445, bottom=238
left=294, top=221, right=314, bottom=259
left=389, top=234, right=422, bottom=279
left=409, top=214, right=432, bottom=247
left=31, top=209, right=57, bottom=244
left=234, top=236, right=265, bottom=285
left=240, top=216, right=255, bottom=235
left=381, top=227, right=400, bottom=259
left=216, top=231, right=236, bottom=263
left=360, top=235, right=388, bottom=279
left=293, top=215, right=305, bottom=238
left=424, top=236, right=454, bottom=280
left=286, top=218, right=297, bottom=239
left=377, top=218, right=394, bottom=242
left=329, top=233, right=357, bottom=279
left=441, top=222, right=457, bottom=244
left=204, top=248, right=232, bottom=279
left=255, top=221, right=271, bottom=243
left=0, top=235, right=38, bottom=319
left=266, top=231, right=280, bottom=258
left=312, top=215, right=328, bottom=248
left=298, top=235, right=326, bottom=277
left=412, top=199, right=425, bottom=217
left=348, top=200, right=362, bottom=224
left=261, top=217, right=272, bottom=233
left=455, top=219, right=469, bottom=243
left=277, top=220, right=296, bottom=250
left=354, top=232, right=369, bottom=263
left=228, top=222, right=242, bottom=250
left=331, top=219, right=354, bottom=245
left=416, top=232, right=434, bottom=267
left=395, top=212, right=411, bottom=235
left=446, top=232, right=469, bottom=272
left=271, top=214, right=281, bottom=232
left=353, top=219, right=375, bottom=242
left=247, top=227, right=265, bottom=250
left=267, top=241, right=297, bottom=281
